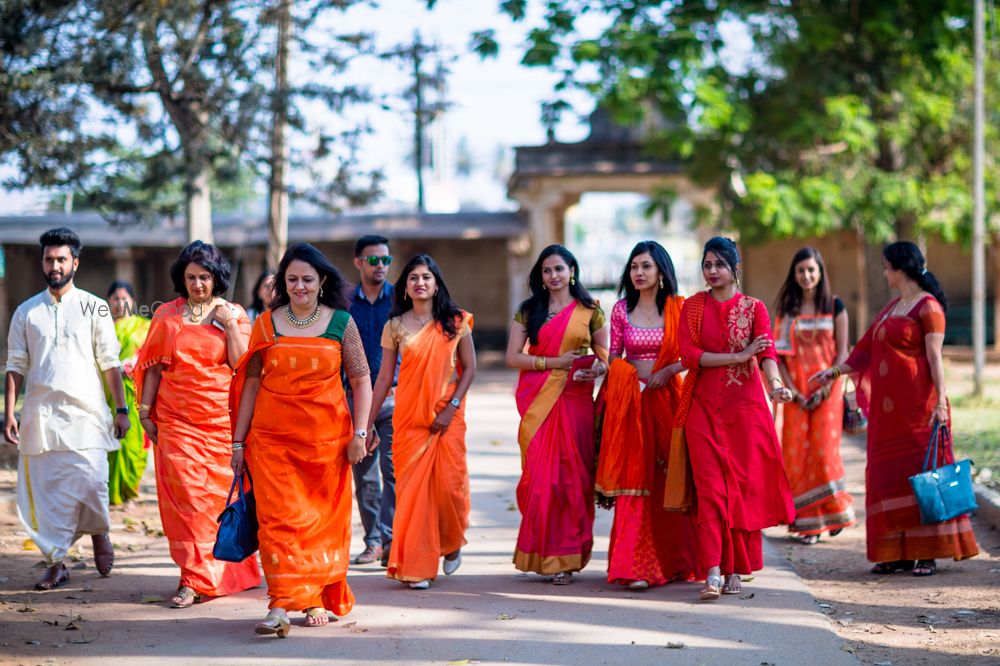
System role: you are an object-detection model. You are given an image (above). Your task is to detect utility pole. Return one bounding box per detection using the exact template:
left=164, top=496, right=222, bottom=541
left=973, top=0, right=986, bottom=396
left=413, top=31, right=426, bottom=213
left=266, top=0, right=291, bottom=271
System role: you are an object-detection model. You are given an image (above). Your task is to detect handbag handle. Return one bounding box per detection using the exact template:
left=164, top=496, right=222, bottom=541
left=922, top=421, right=950, bottom=472
left=224, top=469, right=254, bottom=508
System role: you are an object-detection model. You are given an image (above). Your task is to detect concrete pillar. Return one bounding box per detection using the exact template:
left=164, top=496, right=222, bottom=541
left=110, top=247, right=136, bottom=286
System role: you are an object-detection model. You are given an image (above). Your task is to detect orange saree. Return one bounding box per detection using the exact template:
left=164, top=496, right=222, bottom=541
left=846, top=297, right=978, bottom=563
left=774, top=312, right=855, bottom=536
left=230, top=310, right=355, bottom=614
left=599, top=296, right=703, bottom=585
left=386, top=313, right=474, bottom=583
left=135, top=298, right=260, bottom=597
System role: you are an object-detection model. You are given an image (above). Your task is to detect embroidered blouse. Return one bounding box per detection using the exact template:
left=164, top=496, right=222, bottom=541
left=609, top=299, right=663, bottom=361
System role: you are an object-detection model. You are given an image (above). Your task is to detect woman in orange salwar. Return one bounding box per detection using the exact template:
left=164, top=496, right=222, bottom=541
left=598, top=241, right=702, bottom=590
left=678, top=237, right=795, bottom=601
left=366, top=254, right=476, bottom=590
left=506, top=244, right=608, bottom=586
left=773, top=247, right=856, bottom=545
left=813, top=242, right=978, bottom=577
left=230, top=243, right=371, bottom=637
left=135, top=241, right=260, bottom=609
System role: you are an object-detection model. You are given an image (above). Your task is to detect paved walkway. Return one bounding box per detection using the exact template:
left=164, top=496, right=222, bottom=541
left=0, top=371, right=855, bottom=665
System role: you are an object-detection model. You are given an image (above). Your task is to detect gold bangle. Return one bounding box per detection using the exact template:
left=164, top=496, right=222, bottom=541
left=138, top=403, right=153, bottom=411
left=831, top=366, right=842, bottom=380
left=534, top=355, right=546, bottom=371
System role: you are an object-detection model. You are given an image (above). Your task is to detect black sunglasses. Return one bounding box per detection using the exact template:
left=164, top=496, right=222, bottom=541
left=364, top=255, right=393, bottom=267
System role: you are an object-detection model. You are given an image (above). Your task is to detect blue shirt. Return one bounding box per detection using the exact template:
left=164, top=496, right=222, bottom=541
left=349, top=282, right=396, bottom=387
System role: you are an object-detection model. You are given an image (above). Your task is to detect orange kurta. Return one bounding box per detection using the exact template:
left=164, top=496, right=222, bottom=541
left=774, top=312, right=855, bottom=536
left=136, top=298, right=260, bottom=597
left=385, top=313, right=473, bottom=583
left=231, top=310, right=356, bottom=614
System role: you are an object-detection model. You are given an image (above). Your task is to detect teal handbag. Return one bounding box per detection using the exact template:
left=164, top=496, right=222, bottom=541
left=908, top=422, right=977, bottom=525
left=213, top=470, right=259, bottom=562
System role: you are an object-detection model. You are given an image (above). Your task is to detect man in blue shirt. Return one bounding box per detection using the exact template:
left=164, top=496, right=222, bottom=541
left=349, top=235, right=396, bottom=566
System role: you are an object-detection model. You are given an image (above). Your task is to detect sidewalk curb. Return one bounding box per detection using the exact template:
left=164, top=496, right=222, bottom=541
left=974, top=483, right=1000, bottom=531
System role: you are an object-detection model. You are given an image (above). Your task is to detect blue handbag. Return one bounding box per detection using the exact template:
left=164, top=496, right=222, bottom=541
left=908, top=422, right=977, bottom=525
left=213, top=470, right=259, bottom=562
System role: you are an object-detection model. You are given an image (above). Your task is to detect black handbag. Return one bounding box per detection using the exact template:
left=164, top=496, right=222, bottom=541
left=842, top=378, right=867, bottom=434
left=213, top=470, right=259, bottom=562
left=908, top=422, right=978, bottom=525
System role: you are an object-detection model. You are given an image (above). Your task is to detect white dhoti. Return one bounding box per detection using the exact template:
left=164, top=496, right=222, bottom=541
left=17, top=449, right=111, bottom=566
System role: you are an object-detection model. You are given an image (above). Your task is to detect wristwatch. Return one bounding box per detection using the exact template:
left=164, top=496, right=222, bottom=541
left=115, top=406, right=129, bottom=415
left=449, top=398, right=461, bottom=408
left=354, top=429, right=367, bottom=439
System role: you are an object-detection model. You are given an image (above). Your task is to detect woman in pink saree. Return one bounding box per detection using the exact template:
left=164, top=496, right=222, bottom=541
left=506, top=244, right=608, bottom=585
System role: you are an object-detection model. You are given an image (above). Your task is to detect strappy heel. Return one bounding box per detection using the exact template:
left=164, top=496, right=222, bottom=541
left=255, top=608, right=291, bottom=637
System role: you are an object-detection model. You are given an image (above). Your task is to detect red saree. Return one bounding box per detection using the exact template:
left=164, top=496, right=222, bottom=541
left=679, top=291, right=795, bottom=575
left=387, top=313, right=474, bottom=583
left=846, top=296, right=978, bottom=563
left=774, top=313, right=855, bottom=536
left=514, top=302, right=597, bottom=574
left=599, top=296, right=703, bottom=585
left=230, top=311, right=355, bottom=614
left=135, top=298, right=260, bottom=597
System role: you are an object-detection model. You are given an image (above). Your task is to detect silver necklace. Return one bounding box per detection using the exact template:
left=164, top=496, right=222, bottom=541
left=286, top=304, right=321, bottom=328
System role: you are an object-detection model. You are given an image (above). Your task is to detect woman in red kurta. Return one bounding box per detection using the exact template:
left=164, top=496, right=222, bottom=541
left=678, top=237, right=795, bottom=601
left=773, top=247, right=856, bottom=544
left=812, top=242, right=978, bottom=576
left=136, top=241, right=260, bottom=608
left=598, top=241, right=702, bottom=589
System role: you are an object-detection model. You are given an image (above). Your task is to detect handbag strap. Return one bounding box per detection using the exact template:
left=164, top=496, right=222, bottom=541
left=922, top=421, right=951, bottom=472
left=224, top=469, right=254, bottom=507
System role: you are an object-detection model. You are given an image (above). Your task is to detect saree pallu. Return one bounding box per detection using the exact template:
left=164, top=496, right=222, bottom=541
left=136, top=299, right=260, bottom=597
left=232, top=311, right=355, bottom=613
left=599, top=297, right=702, bottom=585
left=107, top=315, right=151, bottom=505
left=680, top=292, right=795, bottom=575
left=514, top=303, right=596, bottom=574
left=775, top=313, right=855, bottom=536
left=388, top=313, right=474, bottom=583
left=846, top=297, right=978, bottom=563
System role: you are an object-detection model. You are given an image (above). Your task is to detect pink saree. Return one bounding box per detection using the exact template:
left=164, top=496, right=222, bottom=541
left=513, top=302, right=597, bottom=574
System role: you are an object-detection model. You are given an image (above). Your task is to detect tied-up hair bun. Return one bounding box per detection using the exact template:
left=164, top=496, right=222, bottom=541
left=702, top=236, right=741, bottom=274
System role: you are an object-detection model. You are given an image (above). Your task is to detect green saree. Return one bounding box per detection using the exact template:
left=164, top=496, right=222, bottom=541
left=107, top=315, right=152, bottom=504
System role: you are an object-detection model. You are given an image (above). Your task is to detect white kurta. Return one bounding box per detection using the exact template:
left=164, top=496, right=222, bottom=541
left=6, top=286, right=122, bottom=564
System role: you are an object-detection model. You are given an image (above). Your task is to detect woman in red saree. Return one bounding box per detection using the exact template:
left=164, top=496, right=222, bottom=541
left=230, top=243, right=371, bottom=637
left=367, top=254, right=476, bottom=590
left=135, top=241, right=260, bottom=609
left=598, top=241, right=702, bottom=589
left=677, top=237, right=795, bottom=601
left=812, top=242, right=978, bottom=576
left=506, top=244, right=608, bottom=585
left=773, top=247, right=855, bottom=544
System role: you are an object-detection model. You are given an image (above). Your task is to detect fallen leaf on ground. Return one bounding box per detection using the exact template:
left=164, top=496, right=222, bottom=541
left=496, top=613, right=516, bottom=620
left=665, top=642, right=685, bottom=649
left=25, top=640, right=40, bottom=645
left=42, top=619, right=59, bottom=626
left=22, top=539, right=38, bottom=551
left=740, top=592, right=755, bottom=600
left=67, top=636, right=95, bottom=644
left=18, top=604, right=36, bottom=613
left=139, top=595, right=164, bottom=604
left=65, top=615, right=83, bottom=630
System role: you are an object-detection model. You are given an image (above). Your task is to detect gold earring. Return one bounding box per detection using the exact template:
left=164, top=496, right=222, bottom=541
left=543, top=284, right=548, bottom=290
left=658, top=277, right=664, bottom=289
left=320, top=287, right=324, bottom=298
left=570, top=276, right=576, bottom=286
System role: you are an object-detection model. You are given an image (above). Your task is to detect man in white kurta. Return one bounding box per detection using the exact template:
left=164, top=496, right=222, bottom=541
left=4, top=228, right=131, bottom=590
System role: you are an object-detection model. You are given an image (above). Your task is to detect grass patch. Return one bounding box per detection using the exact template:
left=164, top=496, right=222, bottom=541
left=951, top=402, right=1000, bottom=491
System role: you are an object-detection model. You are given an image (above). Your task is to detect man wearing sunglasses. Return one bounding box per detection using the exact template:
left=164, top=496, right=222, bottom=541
left=348, top=234, right=397, bottom=567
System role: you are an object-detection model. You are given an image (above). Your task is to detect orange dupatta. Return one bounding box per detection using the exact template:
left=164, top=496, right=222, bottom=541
left=597, top=295, right=684, bottom=496
left=389, top=313, right=474, bottom=582
left=663, top=291, right=706, bottom=512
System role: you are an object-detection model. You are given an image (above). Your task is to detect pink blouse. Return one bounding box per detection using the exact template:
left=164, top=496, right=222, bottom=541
left=609, top=299, right=664, bottom=361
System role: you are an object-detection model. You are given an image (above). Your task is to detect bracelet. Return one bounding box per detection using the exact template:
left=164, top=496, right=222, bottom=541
left=830, top=366, right=842, bottom=380
left=534, top=355, right=546, bottom=371
left=231, top=442, right=246, bottom=451
left=769, top=377, right=783, bottom=387
left=138, top=403, right=153, bottom=411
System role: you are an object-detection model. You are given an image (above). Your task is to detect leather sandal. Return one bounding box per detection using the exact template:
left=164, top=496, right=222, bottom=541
left=304, top=607, right=329, bottom=626
left=913, top=560, right=937, bottom=577
left=870, top=560, right=915, bottom=575
left=34, top=563, right=70, bottom=591
left=255, top=608, right=291, bottom=638
left=170, top=586, right=200, bottom=608
left=722, top=574, right=742, bottom=595
left=92, top=534, right=115, bottom=577
left=699, top=574, right=722, bottom=601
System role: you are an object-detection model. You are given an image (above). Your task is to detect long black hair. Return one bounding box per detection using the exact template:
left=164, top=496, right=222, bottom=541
left=106, top=280, right=136, bottom=299
left=170, top=241, right=232, bottom=297
left=270, top=243, right=349, bottom=311
left=617, top=240, right=678, bottom=314
left=883, top=241, right=948, bottom=311
left=517, top=244, right=596, bottom=345
left=701, top=236, right=741, bottom=286
left=775, top=246, right=834, bottom=317
left=390, top=254, right=464, bottom=339
left=250, top=270, right=275, bottom=312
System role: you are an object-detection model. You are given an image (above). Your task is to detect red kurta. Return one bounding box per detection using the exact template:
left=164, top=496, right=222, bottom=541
left=679, top=292, right=794, bottom=575
left=846, top=296, right=978, bottom=563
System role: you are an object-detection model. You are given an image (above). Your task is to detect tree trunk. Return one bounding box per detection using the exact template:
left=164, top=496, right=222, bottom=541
left=992, top=231, right=1000, bottom=351
left=894, top=213, right=917, bottom=242
left=185, top=157, right=213, bottom=244
left=266, top=0, right=291, bottom=271
left=854, top=224, right=869, bottom=341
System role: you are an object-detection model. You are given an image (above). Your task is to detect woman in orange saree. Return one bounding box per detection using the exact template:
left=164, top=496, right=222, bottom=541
left=813, top=242, right=978, bottom=576
left=367, top=254, right=476, bottom=590
left=506, top=244, right=608, bottom=585
left=598, top=241, right=702, bottom=589
left=230, top=243, right=371, bottom=637
left=135, top=241, right=260, bottom=609
left=773, top=247, right=856, bottom=544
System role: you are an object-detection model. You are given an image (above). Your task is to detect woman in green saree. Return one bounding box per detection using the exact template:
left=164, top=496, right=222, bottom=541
left=106, top=281, right=152, bottom=504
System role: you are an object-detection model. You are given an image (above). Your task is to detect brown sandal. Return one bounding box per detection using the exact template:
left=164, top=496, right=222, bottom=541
left=34, top=564, right=70, bottom=591
left=92, top=534, right=115, bottom=577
